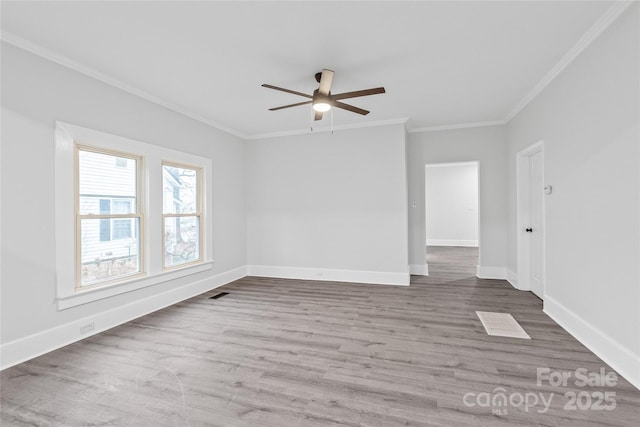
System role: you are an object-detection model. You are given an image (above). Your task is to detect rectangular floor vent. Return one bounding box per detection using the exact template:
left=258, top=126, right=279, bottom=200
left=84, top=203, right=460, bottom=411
left=209, top=292, right=229, bottom=300
left=476, top=311, right=531, bottom=339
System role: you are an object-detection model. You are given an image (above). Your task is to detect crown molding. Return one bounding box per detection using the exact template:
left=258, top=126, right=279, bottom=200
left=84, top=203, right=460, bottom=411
left=503, top=0, right=634, bottom=122
left=2, top=1, right=632, bottom=139
left=407, top=120, right=506, bottom=134
left=245, top=117, right=409, bottom=140
left=1, top=31, right=247, bottom=140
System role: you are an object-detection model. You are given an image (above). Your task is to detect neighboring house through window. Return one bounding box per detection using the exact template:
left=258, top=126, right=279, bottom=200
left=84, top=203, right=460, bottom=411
left=77, top=148, right=143, bottom=288
left=55, top=122, right=214, bottom=309
left=99, top=199, right=111, bottom=241
left=162, top=163, right=202, bottom=269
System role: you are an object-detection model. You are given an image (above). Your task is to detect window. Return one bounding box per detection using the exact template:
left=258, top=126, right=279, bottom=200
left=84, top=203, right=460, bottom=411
left=112, top=199, right=135, bottom=240
left=162, top=163, right=202, bottom=269
left=97, top=199, right=135, bottom=241
left=99, top=199, right=111, bottom=241
left=56, top=121, right=213, bottom=309
left=77, top=147, right=143, bottom=288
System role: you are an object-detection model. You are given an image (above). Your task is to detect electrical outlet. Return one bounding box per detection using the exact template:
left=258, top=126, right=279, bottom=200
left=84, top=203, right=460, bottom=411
left=80, top=322, right=95, bottom=335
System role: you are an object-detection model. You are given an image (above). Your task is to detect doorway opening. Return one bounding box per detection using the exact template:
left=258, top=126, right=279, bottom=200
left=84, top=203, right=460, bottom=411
left=425, top=161, right=479, bottom=277
left=516, top=141, right=545, bottom=299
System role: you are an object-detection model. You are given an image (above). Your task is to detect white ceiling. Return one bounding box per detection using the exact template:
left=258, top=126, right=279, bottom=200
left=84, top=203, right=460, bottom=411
left=1, top=1, right=614, bottom=139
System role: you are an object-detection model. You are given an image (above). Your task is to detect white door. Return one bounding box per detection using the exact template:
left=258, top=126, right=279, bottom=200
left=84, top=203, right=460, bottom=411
left=528, top=150, right=544, bottom=298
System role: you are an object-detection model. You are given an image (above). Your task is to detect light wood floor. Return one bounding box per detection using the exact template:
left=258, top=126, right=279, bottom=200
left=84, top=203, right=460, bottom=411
left=2, top=247, right=639, bottom=426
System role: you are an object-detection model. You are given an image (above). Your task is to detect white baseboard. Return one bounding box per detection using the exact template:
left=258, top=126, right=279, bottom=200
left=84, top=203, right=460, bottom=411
left=506, top=269, right=518, bottom=289
left=544, top=295, right=640, bottom=391
left=476, top=265, right=507, bottom=280
left=410, top=263, right=429, bottom=276
left=426, top=239, right=478, bottom=247
left=247, top=265, right=410, bottom=286
left=0, top=266, right=247, bottom=371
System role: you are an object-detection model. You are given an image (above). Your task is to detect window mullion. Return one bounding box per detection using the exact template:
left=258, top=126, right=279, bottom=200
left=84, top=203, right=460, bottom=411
left=162, top=213, right=200, bottom=218
left=79, top=213, right=141, bottom=220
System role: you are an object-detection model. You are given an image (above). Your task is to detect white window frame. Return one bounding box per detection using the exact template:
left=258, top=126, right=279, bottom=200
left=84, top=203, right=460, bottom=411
left=75, top=145, right=145, bottom=289
left=55, top=122, right=214, bottom=310
left=161, top=162, right=204, bottom=270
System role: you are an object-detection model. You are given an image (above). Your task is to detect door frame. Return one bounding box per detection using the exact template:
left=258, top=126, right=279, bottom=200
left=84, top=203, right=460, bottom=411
left=516, top=141, right=545, bottom=296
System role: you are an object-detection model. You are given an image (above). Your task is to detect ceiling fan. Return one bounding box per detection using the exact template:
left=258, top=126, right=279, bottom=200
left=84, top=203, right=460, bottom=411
left=262, top=69, right=385, bottom=121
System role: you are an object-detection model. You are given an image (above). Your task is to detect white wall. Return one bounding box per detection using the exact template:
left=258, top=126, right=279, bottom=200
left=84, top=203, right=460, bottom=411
left=246, top=124, right=409, bottom=285
left=425, top=162, right=478, bottom=246
left=506, top=4, right=640, bottom=388
left=407, top=126, right=508, bottom=276
left=0, top=44, right=247, bottom=365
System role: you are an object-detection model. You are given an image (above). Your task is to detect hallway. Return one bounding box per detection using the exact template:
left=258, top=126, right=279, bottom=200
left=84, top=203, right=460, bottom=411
left=426, top=245, right=479, bottom=279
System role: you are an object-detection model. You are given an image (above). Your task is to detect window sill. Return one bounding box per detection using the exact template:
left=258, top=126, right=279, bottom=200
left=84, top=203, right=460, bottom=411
left=57, top=261, right=214, bottom=310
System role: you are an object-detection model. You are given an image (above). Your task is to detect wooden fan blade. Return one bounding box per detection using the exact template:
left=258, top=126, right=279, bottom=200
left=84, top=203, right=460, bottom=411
left=268, top=100, right=312, bottom=111
left=314, top=110, right=324, bottom=121
left=262, top=84, right=313, bottom=99
left=331, top=87, right=385, bottom=101
left=318, top=69, right=334, bottom=96
left=332, top=101, right=369, bottom=115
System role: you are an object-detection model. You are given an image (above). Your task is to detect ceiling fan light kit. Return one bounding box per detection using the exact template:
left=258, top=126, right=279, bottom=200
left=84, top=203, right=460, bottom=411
left=312, top=101, right=331, bottom=112
left=262, top=69, right=385, bottom=122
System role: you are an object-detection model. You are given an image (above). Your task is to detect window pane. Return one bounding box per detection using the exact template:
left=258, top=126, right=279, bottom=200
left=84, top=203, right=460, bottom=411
left=99, top=199, right=111, bottom=241
left=164, top=216, right=200, bottom=267
left=99, top=199, right=111, bottom=213
left=113, top=219, right=133, bottom=240
left=112, top=198, right=134, bottom=214
left=163, top=165, right=198, bottom=214
left=80, top=218, right=140, bottom=286
left=100, top=218, right=110, bottom=242
left=79, top=150, right=137, bottom=214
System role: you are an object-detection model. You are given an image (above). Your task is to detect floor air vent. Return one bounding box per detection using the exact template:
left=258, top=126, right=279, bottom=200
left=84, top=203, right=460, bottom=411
left=209, top=292, right=229, bottom=300
left=476, top=311, right=531, bottom=339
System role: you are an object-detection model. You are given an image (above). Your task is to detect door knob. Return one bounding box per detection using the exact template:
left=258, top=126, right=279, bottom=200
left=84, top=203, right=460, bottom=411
left=525, top=228, right=533, bottom=233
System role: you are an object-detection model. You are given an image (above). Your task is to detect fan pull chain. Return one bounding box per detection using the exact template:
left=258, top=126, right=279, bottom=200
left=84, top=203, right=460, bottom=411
left=331, top=108, right=334, bottom=134
left=310, top=109, right=314, bottom=132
